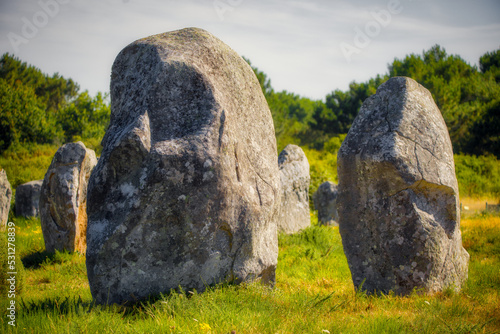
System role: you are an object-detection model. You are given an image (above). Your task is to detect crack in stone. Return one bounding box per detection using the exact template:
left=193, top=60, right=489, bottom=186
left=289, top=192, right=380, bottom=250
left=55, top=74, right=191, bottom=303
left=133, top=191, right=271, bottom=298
left=395, top=130, right=440, bottom=161
left=387, top=179, right=424, bottom=198
left=218, top=109, right=225, bottom=150
left=230, top=242, right=244, bottom=283
left=414, top=144, right=425, bottom=180
left=382, top=98, right=453, bottom=175
left=438, top=242, right=452, bottom=284
left=245, top=151, right=277, bottom=199
left=234, top=145, right=241, bottom=183
left=255, top=178, right=263, bottom=206
left=384, top=101, right=393, bottom=133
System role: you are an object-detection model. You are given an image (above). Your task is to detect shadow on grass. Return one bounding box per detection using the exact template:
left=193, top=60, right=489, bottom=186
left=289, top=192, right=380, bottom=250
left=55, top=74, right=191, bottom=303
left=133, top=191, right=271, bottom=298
left=20, top=296, right=96, bottom=315
left=22, top=250, right=56, bottom=269
left=84, top=281, right=245, bottom=315
left=19, top=294, right=166, bottom=317
left=21, top=249, right=74, bottom=269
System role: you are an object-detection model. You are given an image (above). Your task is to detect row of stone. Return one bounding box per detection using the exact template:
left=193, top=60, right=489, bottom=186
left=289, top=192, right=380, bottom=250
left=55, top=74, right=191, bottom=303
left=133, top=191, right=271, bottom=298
left=1, top=27, right=468, bottom=305
left=86, top=28, right=467, bottom=304
left=1, top=141, right=339, bottom=246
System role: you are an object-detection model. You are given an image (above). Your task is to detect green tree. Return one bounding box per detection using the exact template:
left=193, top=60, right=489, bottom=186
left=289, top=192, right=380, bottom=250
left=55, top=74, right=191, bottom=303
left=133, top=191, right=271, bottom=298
left=0, top=53, right=79, bottom=112
left=58, top=91, right=110, bottom=142
left=0, top=53, right=110, bottom=152
left=480, top=49, right=500, bottom=82
left=389, top=45, right=500, bottom=157
left=246, top=58, right=325, bottom=150
left=0, top=79, right=62, bottom=151
left=318, top=75, right=387, bottom=135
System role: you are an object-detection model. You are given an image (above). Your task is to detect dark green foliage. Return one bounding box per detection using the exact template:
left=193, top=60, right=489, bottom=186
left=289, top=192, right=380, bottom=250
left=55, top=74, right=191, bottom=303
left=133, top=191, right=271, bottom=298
left=479, top=49, right=500, bottom=82
left=0, top=53, right=79, bottom=112
left=0, top=53, right=110, bottom=153
left=0, top=79, right=62, bottom=151
left=246, top=58, right=327, bottom=151
left=466, top=99, right=500, bottom=157
left=248, top=46, right=500, bottom=158
left=57, top=91, right=110, bottom=143
left=389, top=45, right=500, bottom=157
left=317, top=75, right=388, bottom=135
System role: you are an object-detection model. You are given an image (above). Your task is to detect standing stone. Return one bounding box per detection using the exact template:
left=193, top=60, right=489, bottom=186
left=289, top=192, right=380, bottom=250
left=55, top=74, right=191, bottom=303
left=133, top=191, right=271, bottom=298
left=15, top=180, right=43, bottom=218
left=40, top=142, right=97, bottom=253
left=277, top=144, right=310, bottom=234
left=0, top=170, right=12, bottom=230
left=337, top=77, right=469, bottom=295
left=313, top=181, right=338, bottom=226
left=86, top=28, right=280, bottom=305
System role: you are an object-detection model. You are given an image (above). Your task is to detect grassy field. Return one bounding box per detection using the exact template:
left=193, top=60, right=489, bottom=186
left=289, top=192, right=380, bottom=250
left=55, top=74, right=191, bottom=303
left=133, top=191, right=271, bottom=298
left=1, top=213, right=499, bottom=334
left=1, top=144, right=499, bottom=333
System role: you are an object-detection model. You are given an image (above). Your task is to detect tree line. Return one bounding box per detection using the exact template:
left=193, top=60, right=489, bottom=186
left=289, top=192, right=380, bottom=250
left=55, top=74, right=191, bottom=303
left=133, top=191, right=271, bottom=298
left=249, top=46, right=500, bottom=158
left=1, top=47, right=499, bottom=158
left=0, top=53, right=110, bottom=153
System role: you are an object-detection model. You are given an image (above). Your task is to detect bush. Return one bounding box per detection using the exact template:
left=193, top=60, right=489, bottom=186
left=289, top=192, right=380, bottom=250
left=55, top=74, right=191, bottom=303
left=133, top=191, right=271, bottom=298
left=455, top=154, right=500, bottom=198
left=303, top=147, right=338, bottom=208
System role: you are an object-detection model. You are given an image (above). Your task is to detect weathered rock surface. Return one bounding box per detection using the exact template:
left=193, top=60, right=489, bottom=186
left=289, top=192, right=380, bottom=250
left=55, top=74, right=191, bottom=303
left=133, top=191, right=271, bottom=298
left=337, top=77, right=469, bottom=295
left=277, top=144, right=310, bottom=234
left=40, top=142, right=97, bottom=253
left=86, top=28, right=280, bottom=305
left=0, top=170, right=12, bottom=230
left=313, top=181, right=338, bottom=226
left=15, top=180, right=43, bottom=218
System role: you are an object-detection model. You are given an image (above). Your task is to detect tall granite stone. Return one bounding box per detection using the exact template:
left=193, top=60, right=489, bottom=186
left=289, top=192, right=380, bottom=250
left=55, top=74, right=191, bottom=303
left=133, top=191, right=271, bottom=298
left=313, top=181, right=338, bottom=226
left=15, top=180, right=43, bottom=218
left=277, top=144, right=310, bottom=234
left=86, top=28, right=280, bottom=305
left=40, top=142, right=97, bottom=253
left=0, top=170, right=12, bottom=230
left=337, top=77, right=469, bottom=295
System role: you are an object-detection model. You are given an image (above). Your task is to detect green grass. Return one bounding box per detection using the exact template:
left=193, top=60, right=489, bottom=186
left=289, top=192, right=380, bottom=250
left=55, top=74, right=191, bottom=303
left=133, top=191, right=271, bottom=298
left=0, top=213, right=499, bottom=333
left=1, top=142, right=499, bottom=332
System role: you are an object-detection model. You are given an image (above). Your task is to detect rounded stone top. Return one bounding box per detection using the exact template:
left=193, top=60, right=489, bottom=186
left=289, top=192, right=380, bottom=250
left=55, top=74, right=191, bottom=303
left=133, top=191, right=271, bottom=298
left=278, top=144, right=309, bottom=167
left=52, top=141, right=89, bottom=165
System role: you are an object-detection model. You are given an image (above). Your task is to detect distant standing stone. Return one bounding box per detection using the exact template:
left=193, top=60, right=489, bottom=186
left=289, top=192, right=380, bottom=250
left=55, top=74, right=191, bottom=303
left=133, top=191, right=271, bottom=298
left=40, top=142, right=97, bottom=253
left=15, top=180, right=43, bottom=218
left=0, top=170, right=12, bottom=230
left=277, top=144, right=311, bottom=234
left=86, top=28, right=280, bottom=305
left=313, top=181, right=338, bottom=226
left=337, top=77, right=469, bottom=295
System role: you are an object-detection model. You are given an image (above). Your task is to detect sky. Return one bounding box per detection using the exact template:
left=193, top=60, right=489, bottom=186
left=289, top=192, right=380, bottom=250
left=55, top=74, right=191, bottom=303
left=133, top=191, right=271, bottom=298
left=0, top=0, right=499, bottom=101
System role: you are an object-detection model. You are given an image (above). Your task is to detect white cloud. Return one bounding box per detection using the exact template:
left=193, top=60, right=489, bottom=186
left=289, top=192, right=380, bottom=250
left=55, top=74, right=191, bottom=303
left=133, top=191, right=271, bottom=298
left=0, top=0, right=498, bottom=100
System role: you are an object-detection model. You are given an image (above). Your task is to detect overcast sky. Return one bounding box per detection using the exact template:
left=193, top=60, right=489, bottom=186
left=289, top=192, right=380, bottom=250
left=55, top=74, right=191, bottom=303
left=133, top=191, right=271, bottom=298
left=0, top=0, right=499, bottom=100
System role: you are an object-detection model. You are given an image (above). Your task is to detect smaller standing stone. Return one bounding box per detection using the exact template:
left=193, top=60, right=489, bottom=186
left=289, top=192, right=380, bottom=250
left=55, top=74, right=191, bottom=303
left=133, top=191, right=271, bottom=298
left=313, top=181, right=339, bottom=226
left=0, top=170, right=12, bottom=230
left=278, top=144, right=311, bottom=234
left=40, top=142, right=97, bottom=253
left=15, top=180, right=43, bottom=218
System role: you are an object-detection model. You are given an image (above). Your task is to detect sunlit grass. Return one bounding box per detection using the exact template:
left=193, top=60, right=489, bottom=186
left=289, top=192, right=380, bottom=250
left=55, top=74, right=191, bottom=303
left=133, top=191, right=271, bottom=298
left=1, top=213, right=498, bottom=333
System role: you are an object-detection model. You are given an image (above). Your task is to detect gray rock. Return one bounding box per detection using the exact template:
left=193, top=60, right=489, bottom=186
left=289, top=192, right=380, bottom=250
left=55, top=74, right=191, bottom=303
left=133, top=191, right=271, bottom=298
left=86, top=28, right=280, bottom=305
left=277, top=144, right=310, bottom=233
left=15, top=180, right=42, bottom=218
left=40, top=142, right=97, bottom=253
left=337, top=77, right=469, bottom=295
left=313, top=181, right=338, bottom=226
left=0, top=170, right=12, bottom=230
